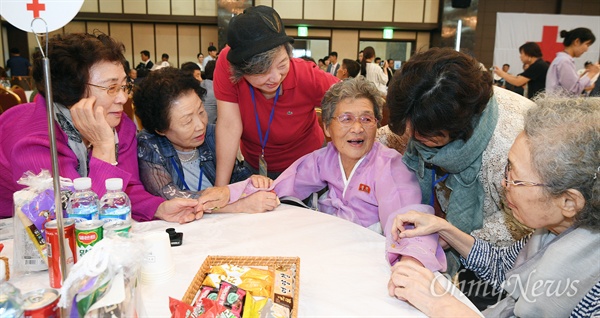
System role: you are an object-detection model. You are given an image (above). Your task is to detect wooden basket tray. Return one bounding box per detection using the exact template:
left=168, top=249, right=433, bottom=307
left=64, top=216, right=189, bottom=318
left=182, top=255, right=301, bottom=318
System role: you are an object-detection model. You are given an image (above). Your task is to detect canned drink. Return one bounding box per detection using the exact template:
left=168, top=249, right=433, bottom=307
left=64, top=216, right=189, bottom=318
left=22, top=288, right=60, bottom=318
left=45, top=219, right=76, bottom=288
left=75, top=220, right=104, bottom=259
left=103, top=219, right=132, bottom=238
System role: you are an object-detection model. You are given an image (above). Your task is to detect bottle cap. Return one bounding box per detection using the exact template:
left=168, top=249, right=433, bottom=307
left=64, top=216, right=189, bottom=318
left=73, top=177, right=92, bottom=190
left=105, top=178, right=124, bottom=191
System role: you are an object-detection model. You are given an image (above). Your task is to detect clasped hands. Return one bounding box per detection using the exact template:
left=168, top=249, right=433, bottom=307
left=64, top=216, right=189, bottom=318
left=156, top=175, right=276, bottom=224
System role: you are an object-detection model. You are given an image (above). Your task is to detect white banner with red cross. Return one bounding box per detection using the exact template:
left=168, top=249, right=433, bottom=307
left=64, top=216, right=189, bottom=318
left=0, top=0, right=84, bottom=33
left=493, top=13, right=600, bottom=74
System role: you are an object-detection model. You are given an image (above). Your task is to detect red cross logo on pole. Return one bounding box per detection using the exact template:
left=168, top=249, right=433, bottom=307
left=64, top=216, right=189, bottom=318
left=26, top=0, right=46, bottom=19
left=536, top=25, right=564, bottom=63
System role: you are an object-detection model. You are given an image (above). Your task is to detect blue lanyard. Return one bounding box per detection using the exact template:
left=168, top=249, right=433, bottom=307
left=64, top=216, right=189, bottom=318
left=248, top=83, right=280, bottom=152
left=429, top=166, right=449, bottom=206
left=171, top=157, right=203, bottom=191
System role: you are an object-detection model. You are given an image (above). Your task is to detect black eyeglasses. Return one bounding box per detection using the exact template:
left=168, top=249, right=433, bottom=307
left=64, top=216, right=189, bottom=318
left=503, top=161, right=546, bottom=188
left=331, top=113, right=378, bottom=128
left=87, top=82, right=133, bottom=96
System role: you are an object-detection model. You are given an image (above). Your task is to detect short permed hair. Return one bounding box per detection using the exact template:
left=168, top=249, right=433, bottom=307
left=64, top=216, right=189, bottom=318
left=32, top=33, right=126, bottom=107
left=321, top=76, right=383, bottom=127
left=133, top=67, right=206, bottom=134
left=229, top=43, right=293, bottom=83
left=526, top=95, right=600, bottom=230
left=387, top=47, right=493, bottom=141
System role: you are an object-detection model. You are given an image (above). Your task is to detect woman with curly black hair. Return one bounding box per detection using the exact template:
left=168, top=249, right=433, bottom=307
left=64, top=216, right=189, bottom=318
left=134, top=67, right=278, bottom=213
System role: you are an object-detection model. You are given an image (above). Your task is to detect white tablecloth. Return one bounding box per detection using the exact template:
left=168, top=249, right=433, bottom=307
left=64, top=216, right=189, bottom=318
left=2, top=204, right=479, bottom=317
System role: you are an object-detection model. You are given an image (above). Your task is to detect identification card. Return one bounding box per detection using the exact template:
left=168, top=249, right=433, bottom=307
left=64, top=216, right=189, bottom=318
left=259, top=154, right=268, bottom=176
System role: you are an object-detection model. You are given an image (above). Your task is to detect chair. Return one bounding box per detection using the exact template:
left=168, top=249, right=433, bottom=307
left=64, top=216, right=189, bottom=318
left=0, top=86, right=22, bottom=113
left=123, top=98, right=143, bottom=131
left=11, top=76, right=33, bottom=91
left=10, top=85, right=27, bottom=105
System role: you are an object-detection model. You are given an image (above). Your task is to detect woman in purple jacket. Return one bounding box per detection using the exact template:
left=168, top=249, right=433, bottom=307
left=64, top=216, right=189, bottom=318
left=0, top=33, right=199, bottom=223
left=200, top=77, right=446, bottom=272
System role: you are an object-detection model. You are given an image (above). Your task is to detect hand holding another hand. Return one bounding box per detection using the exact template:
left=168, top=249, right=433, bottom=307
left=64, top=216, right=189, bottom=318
left=198, top=186, right=230, bottom=212
left=155, top=198, right=200, bottom=224
left=249, top=175, right=273, bottom=189
left=237, top=191, right=279, bottom=213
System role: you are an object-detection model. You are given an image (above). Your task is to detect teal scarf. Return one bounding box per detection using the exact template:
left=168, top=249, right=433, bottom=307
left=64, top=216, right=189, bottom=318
left=403, top=96, right=499, bottom=234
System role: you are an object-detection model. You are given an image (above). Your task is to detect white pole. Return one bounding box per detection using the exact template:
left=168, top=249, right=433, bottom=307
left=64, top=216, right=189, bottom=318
left=455, top=19, right=462, bottom=51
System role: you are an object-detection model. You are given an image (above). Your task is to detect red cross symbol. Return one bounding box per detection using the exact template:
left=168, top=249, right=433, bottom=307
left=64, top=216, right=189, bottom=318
left=26, top=0, right=46, bottom=19
left=536, top=26, right=564, bottom=63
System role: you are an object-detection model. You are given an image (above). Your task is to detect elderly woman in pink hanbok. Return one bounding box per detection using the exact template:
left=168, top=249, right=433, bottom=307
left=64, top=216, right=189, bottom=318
left=200, top=77, right=445, bottom=271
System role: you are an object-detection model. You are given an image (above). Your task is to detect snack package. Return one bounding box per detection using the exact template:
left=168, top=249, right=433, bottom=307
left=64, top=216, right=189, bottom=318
left=169, top=297, right=197, bottom=318
left=12, top=170, right=74, bottom=274
left=192, top=286, right=219, bottom=316
left=216, top=281, right=246, bottom=318
left=269, top=265, right=296, bottom=318
left=198, top=298, right=234, bottom=318
left=58, top=234, right=144, bottom=317
left=241, top=295, right=268, bottom=318
left=15, top=170, right=74, bottom=240
left=202, top=264, right=273, bottom=298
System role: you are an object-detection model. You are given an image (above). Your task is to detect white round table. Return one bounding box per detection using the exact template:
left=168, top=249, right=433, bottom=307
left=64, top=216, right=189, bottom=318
left=3, top=204, right=479, bottom=317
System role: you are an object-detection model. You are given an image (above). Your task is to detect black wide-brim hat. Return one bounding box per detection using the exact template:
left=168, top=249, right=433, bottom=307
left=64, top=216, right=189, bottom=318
left=227, top=6, right=294, bottom=65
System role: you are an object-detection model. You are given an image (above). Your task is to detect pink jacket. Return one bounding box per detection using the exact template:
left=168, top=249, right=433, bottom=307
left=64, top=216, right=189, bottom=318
left=0, top=96, right=163, bottom=221
left=228, top=142, right=446, bottom=271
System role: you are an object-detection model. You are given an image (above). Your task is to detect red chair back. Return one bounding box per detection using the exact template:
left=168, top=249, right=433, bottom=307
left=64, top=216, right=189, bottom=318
left=0, top=86, right=22, bottom=113
left=10, top=86, right=27, bottom=104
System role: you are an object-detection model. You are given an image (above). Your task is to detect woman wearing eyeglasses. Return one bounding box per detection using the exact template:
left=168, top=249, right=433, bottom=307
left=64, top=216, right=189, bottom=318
left=386, top=48, right=537, bottom=306
left=388, top=96, right=599, bottom=317
left=200, top=77, right=446, bottom=272
left=0, top=33, right=200, bottom=223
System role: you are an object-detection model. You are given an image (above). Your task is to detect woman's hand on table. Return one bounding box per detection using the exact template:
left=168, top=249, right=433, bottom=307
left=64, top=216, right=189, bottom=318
left=198, top=186, right=230, bottom=212
left=249, top=175, right=273, bottom=189
left=236, top=191, right=279, bottom=213
left=388, top=261, right=477, bottom=317
left=155, top=198, right=201, bottom=223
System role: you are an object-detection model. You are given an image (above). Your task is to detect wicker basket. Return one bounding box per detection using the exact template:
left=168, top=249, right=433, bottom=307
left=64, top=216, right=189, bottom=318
left=182, top=255, right=301, bottom=318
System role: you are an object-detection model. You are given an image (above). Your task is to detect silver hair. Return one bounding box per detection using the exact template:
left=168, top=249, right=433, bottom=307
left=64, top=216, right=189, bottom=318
left=229, top=43, right=293, bottom=83
left=321, top=76, right=384, bottom=127
left=527, top=94, right=600, bottom=229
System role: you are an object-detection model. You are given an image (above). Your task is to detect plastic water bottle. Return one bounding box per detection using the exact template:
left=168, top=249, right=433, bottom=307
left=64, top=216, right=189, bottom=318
left=99, top=178, right=131, bottom=222
left=67, top=177, right=99, bottom=222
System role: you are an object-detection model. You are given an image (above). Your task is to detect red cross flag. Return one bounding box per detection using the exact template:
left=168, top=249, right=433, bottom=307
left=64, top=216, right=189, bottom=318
left=493, top=13, right=600, bottom=72
left=0, top=0, right=84, bottom=33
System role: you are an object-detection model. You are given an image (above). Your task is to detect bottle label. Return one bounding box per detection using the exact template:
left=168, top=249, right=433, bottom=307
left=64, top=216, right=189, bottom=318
left=100, top=207, right=130, bottom=221
left=68, top=207, right=99, bottom=222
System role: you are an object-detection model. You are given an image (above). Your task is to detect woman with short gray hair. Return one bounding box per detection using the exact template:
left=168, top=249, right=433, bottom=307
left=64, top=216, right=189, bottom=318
left=388, top=96, right=600, bottom=317
left=212, top=6, right=339, bottom=185
left=204, top=76, right=447, bottom=273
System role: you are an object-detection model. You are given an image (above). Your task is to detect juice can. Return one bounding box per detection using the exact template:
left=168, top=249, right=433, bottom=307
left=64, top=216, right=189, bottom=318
left=75, top=220, right=104, bottom=259
left=103, top=219, right=132, bottom=238
left=22, top=288, right=60, bottom=318
left=45, top=218, right=76, bottom=288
